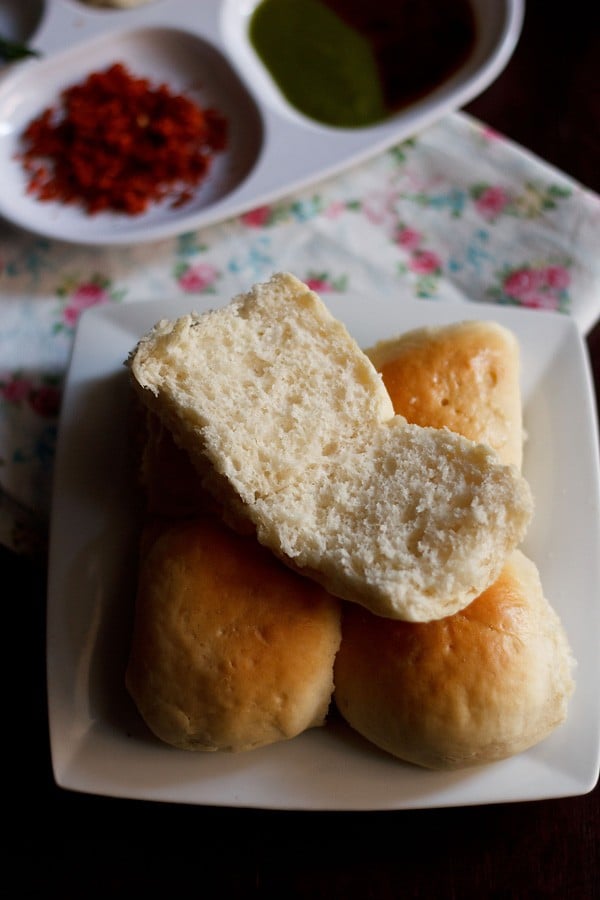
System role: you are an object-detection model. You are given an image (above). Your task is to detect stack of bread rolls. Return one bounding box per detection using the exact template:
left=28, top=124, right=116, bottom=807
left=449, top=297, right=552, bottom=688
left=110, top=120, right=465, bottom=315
left=125, top=273, right=574, bottom=767
left=335, top=321, right=575, bottom=767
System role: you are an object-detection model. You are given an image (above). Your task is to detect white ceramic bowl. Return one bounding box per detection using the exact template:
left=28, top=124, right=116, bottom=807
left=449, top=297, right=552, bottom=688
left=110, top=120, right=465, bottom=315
left=0, top=0, right=524, bottom=245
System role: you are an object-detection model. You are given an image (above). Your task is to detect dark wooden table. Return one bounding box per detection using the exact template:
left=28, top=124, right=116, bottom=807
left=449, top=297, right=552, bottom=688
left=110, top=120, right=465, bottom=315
left=7, top=1, right=599, bottom=895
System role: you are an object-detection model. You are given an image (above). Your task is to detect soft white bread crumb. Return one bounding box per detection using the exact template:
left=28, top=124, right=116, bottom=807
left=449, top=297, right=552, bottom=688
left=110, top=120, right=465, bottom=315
left=128, top=272, right=533, bottom=622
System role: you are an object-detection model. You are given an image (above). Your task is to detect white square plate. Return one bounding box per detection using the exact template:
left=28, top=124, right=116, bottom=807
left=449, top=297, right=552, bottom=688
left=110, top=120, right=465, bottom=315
left=47, top=289, right=600, bottom=809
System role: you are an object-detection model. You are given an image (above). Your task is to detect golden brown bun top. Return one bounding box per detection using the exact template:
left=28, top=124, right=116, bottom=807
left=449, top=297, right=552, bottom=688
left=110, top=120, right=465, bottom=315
left=366, top=320, right=523, bottom=468
left=126, top=517, right=342, bottom=752
left=334, top=550, right=575, bottom=769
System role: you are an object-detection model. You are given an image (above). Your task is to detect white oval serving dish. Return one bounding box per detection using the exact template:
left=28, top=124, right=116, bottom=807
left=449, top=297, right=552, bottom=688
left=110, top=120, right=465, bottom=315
left=0, top=0, right=524, bottom=245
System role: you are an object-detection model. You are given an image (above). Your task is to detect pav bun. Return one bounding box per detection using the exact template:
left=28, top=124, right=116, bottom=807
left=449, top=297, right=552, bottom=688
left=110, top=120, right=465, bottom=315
left=334, top=550, right=575, bottom=769
left=126, top=516, right=342, bottom=752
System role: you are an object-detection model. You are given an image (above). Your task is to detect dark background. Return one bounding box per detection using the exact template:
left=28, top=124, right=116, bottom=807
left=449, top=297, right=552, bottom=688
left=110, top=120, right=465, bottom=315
left=6, top=1, right=600, bottom=896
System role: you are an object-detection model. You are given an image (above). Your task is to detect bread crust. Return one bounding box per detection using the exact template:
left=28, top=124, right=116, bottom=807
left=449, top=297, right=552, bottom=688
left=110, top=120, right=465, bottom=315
left=333, top=550, right=575, bottom=768
left=126, top=517, right=342, bottom=751
left=365, top=320, right=523, bottom=468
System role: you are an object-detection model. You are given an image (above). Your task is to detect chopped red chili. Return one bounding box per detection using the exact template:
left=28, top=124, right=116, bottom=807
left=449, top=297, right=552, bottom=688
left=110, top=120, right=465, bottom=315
left=18, top=62, right=228, bottom=215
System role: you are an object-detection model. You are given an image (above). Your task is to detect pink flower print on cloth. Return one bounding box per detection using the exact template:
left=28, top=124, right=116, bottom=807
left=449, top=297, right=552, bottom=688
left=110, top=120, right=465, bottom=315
left=1, top=372, right=61, bottom=418
left=63, top=282, right=108, bottom=327
left=409, top=250, right=442, bottom=275
left=473, top=185, right=510, bottom=220
left=54, top=275, right=125, bottom=333
left=175, top=262, right=220, bottom=294
left=493, top=264, right=571, bottom=312
left=394, top=223, right=443, bottom=297
left=241, top=205, right=273, bottom=228
left=0, top=374, right=30, bottom=405
left=396, top=226, right=423, bottom=251
left=303, top=272, right=348, bottom=292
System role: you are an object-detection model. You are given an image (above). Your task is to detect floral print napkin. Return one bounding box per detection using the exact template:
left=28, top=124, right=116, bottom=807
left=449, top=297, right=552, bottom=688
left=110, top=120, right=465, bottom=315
left=1, top=111, right=599, bottom=554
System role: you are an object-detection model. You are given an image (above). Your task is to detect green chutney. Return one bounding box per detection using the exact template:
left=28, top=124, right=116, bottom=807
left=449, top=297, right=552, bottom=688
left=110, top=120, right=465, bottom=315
left=249, top=0, right=476, bottom=129
left=249, top=0, right=387, bottom=128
